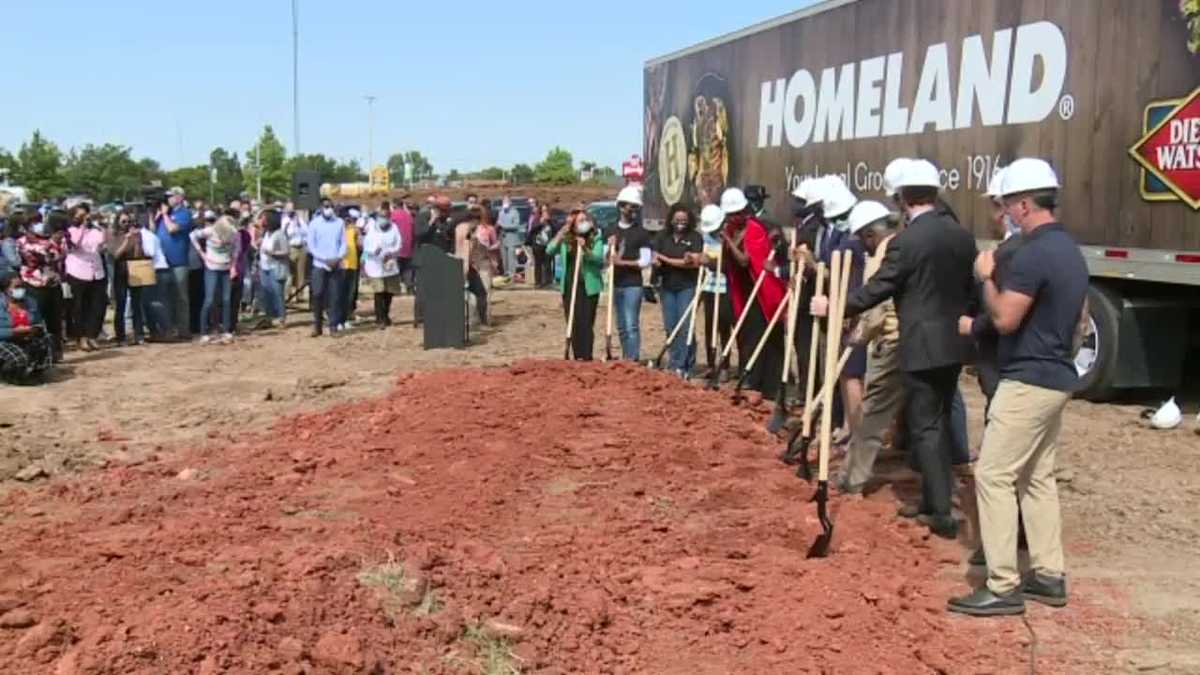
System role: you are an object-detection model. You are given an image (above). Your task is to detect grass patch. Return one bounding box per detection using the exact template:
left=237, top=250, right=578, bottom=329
left=443, top=623, right=522, bottom=675
left=414, top=587, right=443, bottom=616
left=356, top=553, right=410, bottom=619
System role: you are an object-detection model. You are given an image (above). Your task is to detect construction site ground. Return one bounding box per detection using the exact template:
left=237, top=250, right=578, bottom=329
left=1, top=288, right=1197, bottom=673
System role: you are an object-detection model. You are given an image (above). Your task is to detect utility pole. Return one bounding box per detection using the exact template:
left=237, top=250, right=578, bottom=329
left=256, top=136, right=263, bottom=203
left=364, top=95, right=376, bottom=171
left=292, top=0, right=300, bottom=154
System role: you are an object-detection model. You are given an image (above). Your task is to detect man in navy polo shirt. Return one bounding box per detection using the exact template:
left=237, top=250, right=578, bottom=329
left=949, top=158, right=1088, bottom=617
left=155, top=186, right=194, bottom=339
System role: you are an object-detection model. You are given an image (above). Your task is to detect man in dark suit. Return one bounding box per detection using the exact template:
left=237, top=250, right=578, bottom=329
left=812, top=159, right=977, bottom=539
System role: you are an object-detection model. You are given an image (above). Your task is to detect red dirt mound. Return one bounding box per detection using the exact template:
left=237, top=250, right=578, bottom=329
left=0, top=361, right=1074, bottom=673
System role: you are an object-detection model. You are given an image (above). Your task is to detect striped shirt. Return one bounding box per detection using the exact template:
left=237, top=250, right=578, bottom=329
left=700, top=232, right=727, bottom=294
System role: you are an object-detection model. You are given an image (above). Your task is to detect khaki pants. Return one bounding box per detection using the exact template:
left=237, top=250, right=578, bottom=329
left=976, top=379, right=1070, bottom=594
left=841, top=341, right=904, bottom=491
left=288, top=246, right=307, bottom=298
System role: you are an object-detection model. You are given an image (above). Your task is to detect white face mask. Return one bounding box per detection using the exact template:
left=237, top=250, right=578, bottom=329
left=575, top=220, right=593, bottom=235
left=1003, top=214, right=1020, bottom=239
left=322, top=207, right=334, bottom=219
left=10, top=287, right=26, bottom=300
left=31, top=222, right=47, bottom=236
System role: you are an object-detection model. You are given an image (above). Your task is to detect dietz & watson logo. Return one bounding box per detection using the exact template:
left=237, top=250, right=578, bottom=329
left=756, top=21, right=1071, bottom=149
left=1129, top=87, right=1200, bottom=210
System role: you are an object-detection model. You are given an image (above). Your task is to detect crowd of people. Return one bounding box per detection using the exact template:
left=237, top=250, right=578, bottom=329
left=549, top=156, right=1086, bottom=618
left=3, top=160, right=1089, bottom=618
left=0, top=186, right=567, bottom=383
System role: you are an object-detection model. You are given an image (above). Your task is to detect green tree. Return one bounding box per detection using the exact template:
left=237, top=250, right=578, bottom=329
left=209, top=147, right=244, bottom=201
left=446, top=169, right=462, bottom=183
left=596, top=166, right=617, bottom=179
left=478, top=166, right=505, bottom=181
left=534, top=146, right=575, bottom=185
left=244, top=125, right=289, bottom=201
left=62, top=144, right=149, bottom=202
left=510, top=163, right=534, bottom=185
left=14, top=131, right=67, bottom=199
left=331, top=159, right=366, bottom=183
left=164, top=166, right=211, bottom=202
left=0, top=149, right=17, bottom=180
left=386, top=150, right=432, bottom=183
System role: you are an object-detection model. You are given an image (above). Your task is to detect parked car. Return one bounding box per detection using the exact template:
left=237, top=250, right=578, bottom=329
left=585, top=201, right=620, bottom=238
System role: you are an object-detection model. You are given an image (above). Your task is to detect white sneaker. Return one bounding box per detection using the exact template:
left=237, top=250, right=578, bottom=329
left=220, top=333, right=234, bottom=344
left=199, top=336, right=212, bottom=345
left=345, top=318, right=355, bottom=328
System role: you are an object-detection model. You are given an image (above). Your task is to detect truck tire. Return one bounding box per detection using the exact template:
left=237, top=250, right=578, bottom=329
left=1075, top=283, right=1120, bottom=402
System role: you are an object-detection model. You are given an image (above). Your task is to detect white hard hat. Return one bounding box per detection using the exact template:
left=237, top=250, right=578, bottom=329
left=847, top=200, right=891, bottom=234
left=720, top=187, right=749, bottom=215
left=616, top=184, right=643, bottom=207
left=984, top=167, right=1008, bottom=199
left=882, top=158, right=912, bottom=197
left=999, top=158, right=1059, bottom=197
left=821, top=175, right=859, bottom=220
left=699, top=204, right=725, bottom=233
left=791, top=177, right=825, bottom=205
left=895, top=159, right=942, bottom=189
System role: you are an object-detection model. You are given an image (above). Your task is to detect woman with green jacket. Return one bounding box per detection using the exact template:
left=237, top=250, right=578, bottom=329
left=547, top=210, right=606, bottom=361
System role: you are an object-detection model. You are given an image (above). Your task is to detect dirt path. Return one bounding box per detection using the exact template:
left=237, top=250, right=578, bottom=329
left=1, top=288, right=1197, bottom=672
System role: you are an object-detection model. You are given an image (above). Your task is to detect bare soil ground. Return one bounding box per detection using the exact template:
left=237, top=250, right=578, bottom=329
left=0, top=289, right=1197, bottom=673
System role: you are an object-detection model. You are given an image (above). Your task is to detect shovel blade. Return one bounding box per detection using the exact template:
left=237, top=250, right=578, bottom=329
left=765, top=391, right=788, bottom=434
left=806, top=481, right=834, bottom=559
left=779, top=426, right=804, bottom=464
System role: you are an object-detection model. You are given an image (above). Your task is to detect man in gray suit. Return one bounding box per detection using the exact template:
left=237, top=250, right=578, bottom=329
left=497, top=196, right=523, bottom=278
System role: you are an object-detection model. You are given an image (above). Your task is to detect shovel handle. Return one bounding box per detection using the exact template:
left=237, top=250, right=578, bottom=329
left=604, top=257, right=615, bottom=348
left=781, top=229, right=802, bottom=386
left=801, top=264, right=826, bottom=437
left=739, top=285, right=790, bottom=376
left=564, top=239, right=584, bottom=357
left=721, top=250, right=777, bottom=361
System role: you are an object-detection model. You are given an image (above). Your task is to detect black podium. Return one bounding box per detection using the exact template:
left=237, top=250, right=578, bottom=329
left=413, top=244, right=467, bottom=349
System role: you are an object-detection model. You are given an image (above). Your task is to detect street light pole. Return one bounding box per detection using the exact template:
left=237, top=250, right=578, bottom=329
left=292, top=0, right=300, bottom=154
left=364, top=95, right=376, bottom=171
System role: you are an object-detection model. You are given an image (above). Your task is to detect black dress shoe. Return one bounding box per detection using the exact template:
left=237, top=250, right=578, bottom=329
left=917, top=514, right=959, bottom=540
left=967, top=547, right=986, bottom=566
left=1021, top=573, right=1068, bottom=607
left=947, top=587, right=1025, bottom=616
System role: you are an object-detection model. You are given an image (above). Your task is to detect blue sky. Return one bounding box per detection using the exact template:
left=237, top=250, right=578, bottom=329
left=0, top=0, right=814, bottom=174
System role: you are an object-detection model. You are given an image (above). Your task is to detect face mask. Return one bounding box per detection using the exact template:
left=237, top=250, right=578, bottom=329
left=575, top=221, right=593, bottom=235
left=31, top=222, right=47, bottom=236
left=11, top=288, right=26, bottom=300
left=672, top=221, right=688, bottom=232
left=322, top=207, right=334, bottom=219
left=1003, top=214, right=1020, bottom=239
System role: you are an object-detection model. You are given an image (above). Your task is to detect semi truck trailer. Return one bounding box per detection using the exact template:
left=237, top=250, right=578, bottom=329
left=643, top=0, right=1200, bottom=400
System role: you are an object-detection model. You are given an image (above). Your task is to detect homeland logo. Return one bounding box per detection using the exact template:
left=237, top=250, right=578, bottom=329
left=1129, top=87, right=1200, bottom=210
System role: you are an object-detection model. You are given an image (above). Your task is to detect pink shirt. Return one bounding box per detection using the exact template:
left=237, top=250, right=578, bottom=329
left=391, top=208, right=414, bottom=258
left=65, top=225, right=107, bottom=281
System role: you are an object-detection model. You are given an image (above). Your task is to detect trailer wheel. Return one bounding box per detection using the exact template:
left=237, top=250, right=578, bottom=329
left=1075, top=283, right=1120, bottom=401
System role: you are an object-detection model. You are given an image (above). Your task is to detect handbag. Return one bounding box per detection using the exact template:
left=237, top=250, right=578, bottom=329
left=126, top=259, right=157, bottom=287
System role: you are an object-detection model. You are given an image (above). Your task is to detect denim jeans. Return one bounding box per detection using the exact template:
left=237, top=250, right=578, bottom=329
left=613, top=285, right=643, bottom=361
left=201, top=268, right=232, bottom=335
left=164, top=266, right=191, bottom=338
left=949, top=386, right=971, bottom=465
left=311, top=266, right=344, bottom=330
left=659, top=285, right=696, bottom=374
left=259, top=268, right=286, bottom=320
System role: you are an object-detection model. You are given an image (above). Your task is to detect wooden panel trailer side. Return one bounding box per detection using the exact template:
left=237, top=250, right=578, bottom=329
left=643, top=0, right=1200, bottom=400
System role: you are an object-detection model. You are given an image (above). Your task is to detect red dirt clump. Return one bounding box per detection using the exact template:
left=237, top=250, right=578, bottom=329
left=0, top=361, right=1096, bottom=673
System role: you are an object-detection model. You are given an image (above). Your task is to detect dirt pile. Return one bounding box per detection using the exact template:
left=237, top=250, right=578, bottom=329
left=1, top=361, right=1080, bottom=673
